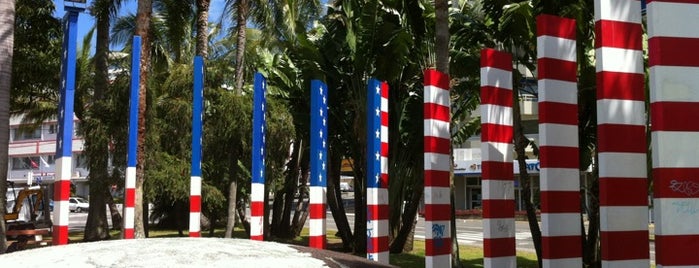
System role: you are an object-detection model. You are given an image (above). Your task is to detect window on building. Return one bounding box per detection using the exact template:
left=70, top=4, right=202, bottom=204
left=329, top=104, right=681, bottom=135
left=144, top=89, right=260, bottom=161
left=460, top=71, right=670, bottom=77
left=74, top=153, right=88, bottom=168
left=48, top=124, right=57, bottom=134
left=13, top=127, right=41, bottom=141
left=11, top=157, right=38, bottom=170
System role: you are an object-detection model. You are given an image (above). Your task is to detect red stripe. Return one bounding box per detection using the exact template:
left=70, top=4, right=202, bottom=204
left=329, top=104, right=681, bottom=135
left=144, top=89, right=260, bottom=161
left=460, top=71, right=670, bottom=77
left=653, top=168, right=699, bottom=198
left=424, top=204, right=452, bottom=221
left=594, top=20, right=643, bottom=50
left=600, top=231, right=649, bottom=260
left=425, top=238, right=452, bottom=256
left=381, top=142, right=388, bottom=157
left=123, top=229, right=134, bottom=239
left=542, top=236, right=582, bottom=259
left=599, top=178, right=649, bottom=206
left=52, top=225, right=69, bottom=245
left=651, top=102, right=699, bottom=131
left=54, top=180, right=71, bottom=201
left=423, top=103, right=450, bottom=121
left=482, top=161, right=514, bottom=180
left=540, top=191, right=581, bottom=213
left=424, top=69, right=450, bottom=90
left=537, top=58, right=577, bottom=82
left=656, top=234, right=699, bottom=266
left=251, top=201, right=264, bottom=216
left=367, top=204, right=389, bottom=221
left=190, top=195, right=201, bottom=213
left=367, top=236, right=390, bottom=253
left=596, top=72, right=645, bottom=101
left=484, top=237, right=516, bottom=257
left=425, top=170, right=450, bottom=187
left=424, top=136, right=450, bottom=154
left=649, top=37, right=699, bottom=67
left=125, top=188, right=136, bottom=207
left=539, top=146, right=579, bottom=169
left=597, top=125, right=647, bottom=153
left=481, top=124, right=513, bottom=143
left=250, top=235, right=263, bottom=241
left=381, top=111, right=388, bottom=126
left=380, top=173, right=389, bottom=188
left=309, top=235, right=326, bottom=249
left=482, top=199, right=515, bottom=218
left=189, top=231, right=201, bottom=237
left=381, top=82, right=389, bottom=98
left=481, top=86, right=513, bottom=107
left=309, top=204, right=326, bottom=219
left=538, top=102, right=578, bottom=125
left=481, top=48, right=512, bottom=70
left=537, top=14, right=576, bottom=39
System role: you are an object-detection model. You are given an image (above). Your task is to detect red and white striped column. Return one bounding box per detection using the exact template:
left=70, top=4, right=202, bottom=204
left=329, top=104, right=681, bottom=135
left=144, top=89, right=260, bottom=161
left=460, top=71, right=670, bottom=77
left=366, top=79, right=389, bottom=263
left=423, top=69, right=451, bottom=268
left=648, top=1, right=699, bottom=266
left=536, top=14, right=582, bottom=268
left=480, top=48, right=515, bottom=268
left=595, top=0, right=649, bottom=266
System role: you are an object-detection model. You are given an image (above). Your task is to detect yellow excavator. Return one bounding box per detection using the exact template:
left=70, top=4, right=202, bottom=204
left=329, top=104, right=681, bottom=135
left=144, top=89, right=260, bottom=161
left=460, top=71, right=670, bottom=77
left=4, top=183, right=53, bottom=230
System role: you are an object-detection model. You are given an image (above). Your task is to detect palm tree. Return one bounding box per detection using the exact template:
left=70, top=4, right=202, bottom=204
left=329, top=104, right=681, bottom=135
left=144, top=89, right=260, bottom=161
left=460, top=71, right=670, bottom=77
left=195, top=0, right=210, bottom=57
left=0, top=0, right=16, bottom=253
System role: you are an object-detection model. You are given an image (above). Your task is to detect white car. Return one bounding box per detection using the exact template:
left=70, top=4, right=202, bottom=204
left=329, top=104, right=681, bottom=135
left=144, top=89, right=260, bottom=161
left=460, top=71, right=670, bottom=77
left=69, top=197, right=89, bottom=213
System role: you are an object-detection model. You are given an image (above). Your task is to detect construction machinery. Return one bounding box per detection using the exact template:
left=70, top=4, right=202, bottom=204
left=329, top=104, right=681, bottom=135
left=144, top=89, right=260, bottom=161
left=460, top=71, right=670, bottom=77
left=4, top=182, right=53, bottom=230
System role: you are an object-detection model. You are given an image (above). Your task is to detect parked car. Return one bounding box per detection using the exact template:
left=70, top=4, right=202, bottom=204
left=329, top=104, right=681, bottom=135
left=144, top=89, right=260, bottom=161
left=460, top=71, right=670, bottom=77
left=69, top=197, right=89, bottom=212
left=340, top=182, right=353, bottom=192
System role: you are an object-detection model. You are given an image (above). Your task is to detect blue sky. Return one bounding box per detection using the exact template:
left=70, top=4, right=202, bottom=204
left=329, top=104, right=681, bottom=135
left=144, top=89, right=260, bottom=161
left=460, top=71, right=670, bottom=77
left=52, top=0, right=227, bottom=51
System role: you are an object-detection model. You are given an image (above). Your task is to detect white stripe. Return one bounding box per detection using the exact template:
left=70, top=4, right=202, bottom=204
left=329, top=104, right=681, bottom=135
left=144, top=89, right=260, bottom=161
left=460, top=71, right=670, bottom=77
left=538, top=79, right=578, bottom=104
left=484, top=256, right=517, bottom=268
left=481, top=67, right=513, bottom=89
left=481, top=142, right=514, bottom=162
left=126, top=167, right=136, bottom=188
left=652, top=132, right=699, bottom=168
left=649, top=66, right=699, bottom=102
left=424, top=119, right=450, bottom=139
left=483, top=218, right=515, bottom=239
left=540, top=168, right=580, bottom=191
left=424, top=187, right=451, bottom=205
left=424, top=153, right=451, bottom=172
left=367, top=252, right=389, bottom=264
left=309, top=219, right=326, bottom=236
left=594, top=0, right=642, bottom=23
left=425, top=255, right=451, bottom=268
left=537, top=36, right=576, bottom=61
left=381, top=126, right=388, bottom=142
left=424, top=220, right=451, bottom=240
left=53, top=200, right=70, bottom=225
left=481, top=104, right=513, bottom=126
left=598, top=153, right=647, bottom=178
left=647, top=1, right=699, bottom=39
left=189, top=212, right=201, bottom=233
left=596, top=99, right=646, bottom=125
left=539, top=124, right=579, bottom=147
left=381, top=97, right=388, bottom=112
left=190, top=176, right=202, bottom=196
left=541, top=213, right=582, bottom=236
left=600, top=259, right=650, bottom=268
left=380, top=156, right=388, bottom=174
left=366, top=188, right=388, bottom=205
left=424, top=85, right=450, bottom=107
left=654, top=198, right=699, bottom=235
left=251, top=183, right=265, bottom=202
left=124, top=207, right=135, bottom=228
left=55, top=157, right=73, bottom=181
left=482, top=180, right=515, bottom=200
left=600, top=206, right=649, bottom=232
left=367, top=219, right=389, bottom=237
left=250, top=216, right=264, bottom=236
left=595, top=47, right=644, bottom=74
left=543, top=258, right=583, bottom=268
left=309, top=186, right=326, bottom=204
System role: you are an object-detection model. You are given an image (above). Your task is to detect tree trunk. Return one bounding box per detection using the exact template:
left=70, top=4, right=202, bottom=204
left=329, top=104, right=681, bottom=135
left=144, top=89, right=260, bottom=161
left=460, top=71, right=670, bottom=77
left=435, top=0, right=449, bottom=73
left=0, top=0, right=15, bottom=254
left=195, top=0, right=210, bottom=58
left=291, top=158, right=311, bottom=236
left=106, top=189, right=122, bottom=230
left=134, top=0, right=153, bottom=239
left=327, top=147, right=353, bottom=250
left=513, top=86, right=543, bottom=267
left=233, top=0, right=248, bottom=95
left=224, top=180, right=237, bottom=238
left=583, top=164, right=601, bottom=268
left=390, top=184, right=422, bottom=253
left=279, top=140, right=302, bottom=237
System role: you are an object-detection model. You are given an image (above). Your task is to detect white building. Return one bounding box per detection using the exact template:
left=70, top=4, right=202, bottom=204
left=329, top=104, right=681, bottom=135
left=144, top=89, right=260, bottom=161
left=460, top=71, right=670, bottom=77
left=7, top=115, right=90, bottom=198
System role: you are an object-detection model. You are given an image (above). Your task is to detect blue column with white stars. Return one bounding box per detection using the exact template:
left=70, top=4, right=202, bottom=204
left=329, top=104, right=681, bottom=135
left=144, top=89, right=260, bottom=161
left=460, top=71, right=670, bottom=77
left=309, top=79, right=328, bottom=248
left=250, top=73, right=267, bottom=240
